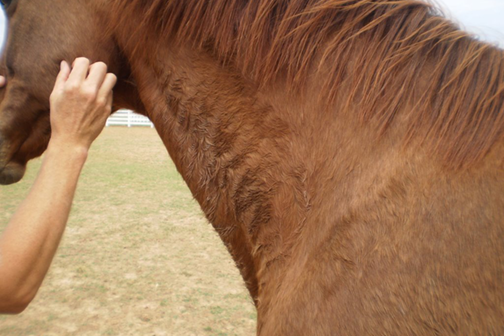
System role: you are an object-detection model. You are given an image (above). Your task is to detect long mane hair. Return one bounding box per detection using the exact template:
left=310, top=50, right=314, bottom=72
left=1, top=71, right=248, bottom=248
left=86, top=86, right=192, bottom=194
left=110, top=0, right=504, bottom=169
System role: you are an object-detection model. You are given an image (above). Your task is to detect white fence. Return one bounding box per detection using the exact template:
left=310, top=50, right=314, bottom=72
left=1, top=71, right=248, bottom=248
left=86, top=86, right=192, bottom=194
left=106, top=109, right=154, bottom=128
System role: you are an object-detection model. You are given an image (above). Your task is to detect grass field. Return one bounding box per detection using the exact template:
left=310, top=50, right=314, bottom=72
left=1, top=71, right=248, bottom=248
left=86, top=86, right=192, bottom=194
left=0, top=127, right=256, bottom=336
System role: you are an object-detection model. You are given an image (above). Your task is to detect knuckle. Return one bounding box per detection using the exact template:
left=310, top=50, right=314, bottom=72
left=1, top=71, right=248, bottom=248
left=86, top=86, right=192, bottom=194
left=83, top=88, right=97, bottom=101
left=64, top=82, right=79, bottom=93
left=95, top=97, right=106, bottom=107
left=49, top=94, right=56, bottom=105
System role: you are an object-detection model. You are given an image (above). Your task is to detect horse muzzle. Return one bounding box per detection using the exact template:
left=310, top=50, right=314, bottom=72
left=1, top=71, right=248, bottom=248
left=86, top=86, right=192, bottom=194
left=0, top=161, right=26, bottom=185
left=0, top=135, right=26, bottom=185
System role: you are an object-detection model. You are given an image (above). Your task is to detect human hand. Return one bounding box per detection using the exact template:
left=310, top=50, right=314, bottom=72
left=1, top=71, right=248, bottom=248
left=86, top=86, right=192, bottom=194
left=0, top=75, right=6, bottom=87
left=49, top=57, right=117, bottom=151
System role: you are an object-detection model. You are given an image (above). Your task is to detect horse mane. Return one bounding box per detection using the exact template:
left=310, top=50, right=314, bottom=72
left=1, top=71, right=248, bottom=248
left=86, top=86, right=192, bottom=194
left=110, top=0, right=504, bottom=169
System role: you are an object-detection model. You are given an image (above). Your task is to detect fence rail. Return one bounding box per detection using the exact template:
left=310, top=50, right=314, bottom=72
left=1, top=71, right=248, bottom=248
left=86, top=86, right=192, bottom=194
left=106, top=109, right=154, bottom=128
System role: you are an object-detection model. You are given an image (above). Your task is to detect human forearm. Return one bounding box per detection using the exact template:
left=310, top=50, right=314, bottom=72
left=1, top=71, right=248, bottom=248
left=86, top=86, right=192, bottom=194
left=0, top=58, right=116, bottom=314
left=0, top=141, right=87, bottom=313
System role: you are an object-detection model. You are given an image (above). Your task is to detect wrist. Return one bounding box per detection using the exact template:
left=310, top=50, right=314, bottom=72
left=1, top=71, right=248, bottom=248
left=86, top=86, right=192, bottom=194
left=46, top=138, right=89, bottom=165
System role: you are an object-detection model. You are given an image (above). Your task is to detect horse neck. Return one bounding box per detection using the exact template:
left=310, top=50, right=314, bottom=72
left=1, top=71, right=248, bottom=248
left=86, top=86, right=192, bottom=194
left=111, top=6, right=504, bottom=303
left=110, top=12, right=418, bottom=298
left=114, top=31, right=318, bottom=300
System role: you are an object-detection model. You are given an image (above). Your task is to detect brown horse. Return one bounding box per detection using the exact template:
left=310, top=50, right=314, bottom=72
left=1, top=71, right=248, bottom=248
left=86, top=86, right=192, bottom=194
left=1, top=0, right=503, bottom=334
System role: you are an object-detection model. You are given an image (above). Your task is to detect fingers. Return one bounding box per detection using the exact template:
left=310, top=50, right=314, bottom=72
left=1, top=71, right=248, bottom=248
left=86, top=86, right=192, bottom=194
left=52, top=57, right=117, bottom=110
left=53, top=61, right=71, bottom=92
left=97, top=73, right=117, bottom=102
left=106, top=88, right=114, bottom=114
left=0, top=75, right=6, bottom=88
left=49, top=58, right=117, bottom=150
left=86, top=62, right=108, bottom=89
left=67, top=57, right=90, bottom=85
left=70, top=58, right=116, bottom=99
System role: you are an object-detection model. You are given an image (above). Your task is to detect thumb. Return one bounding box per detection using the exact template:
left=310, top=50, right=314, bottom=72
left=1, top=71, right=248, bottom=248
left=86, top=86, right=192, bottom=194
left=53, top=61, right=71, bottom=91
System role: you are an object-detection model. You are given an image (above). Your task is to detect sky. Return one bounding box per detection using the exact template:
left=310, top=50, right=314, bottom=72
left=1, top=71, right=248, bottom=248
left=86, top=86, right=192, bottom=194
left=436, top=0, right=504, bottom=47
left=0, top=1, right=503, bottom=49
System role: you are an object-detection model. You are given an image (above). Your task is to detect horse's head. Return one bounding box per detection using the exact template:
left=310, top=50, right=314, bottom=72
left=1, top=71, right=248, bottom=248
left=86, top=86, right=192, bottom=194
left=0, top=0, right=142, bottom=185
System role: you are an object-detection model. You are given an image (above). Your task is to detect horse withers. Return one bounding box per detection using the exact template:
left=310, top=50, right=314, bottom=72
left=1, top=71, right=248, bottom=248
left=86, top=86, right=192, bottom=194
left=1, top=0, right=503, bottom=335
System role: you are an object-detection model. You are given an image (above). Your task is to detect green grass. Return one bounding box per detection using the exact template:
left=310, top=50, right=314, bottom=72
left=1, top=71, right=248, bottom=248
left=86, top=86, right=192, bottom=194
left=0, top=127, right=256, bottom=336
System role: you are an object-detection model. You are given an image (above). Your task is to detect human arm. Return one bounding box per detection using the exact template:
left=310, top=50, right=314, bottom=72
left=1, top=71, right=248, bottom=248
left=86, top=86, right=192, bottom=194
left=0, top=58, right=117, bottom=314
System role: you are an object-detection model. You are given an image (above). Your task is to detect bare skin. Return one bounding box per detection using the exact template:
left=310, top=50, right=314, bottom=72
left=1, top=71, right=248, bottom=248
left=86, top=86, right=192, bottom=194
left=0, top=57, right=117, bottom=314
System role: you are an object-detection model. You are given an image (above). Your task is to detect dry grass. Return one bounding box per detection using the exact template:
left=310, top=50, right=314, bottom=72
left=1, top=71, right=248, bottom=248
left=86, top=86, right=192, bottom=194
left=0, top=127, right=256, bottom=336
